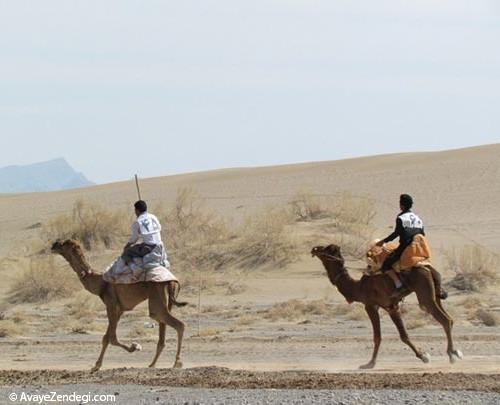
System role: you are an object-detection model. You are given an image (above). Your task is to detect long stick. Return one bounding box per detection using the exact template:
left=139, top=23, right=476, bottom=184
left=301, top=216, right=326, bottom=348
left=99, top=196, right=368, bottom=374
left=134, top=174, right=142, bottom=200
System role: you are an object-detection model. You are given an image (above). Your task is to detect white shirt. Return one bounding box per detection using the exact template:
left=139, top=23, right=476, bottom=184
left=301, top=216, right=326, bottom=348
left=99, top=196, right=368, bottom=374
left=129, top=212, right=162, bottom=245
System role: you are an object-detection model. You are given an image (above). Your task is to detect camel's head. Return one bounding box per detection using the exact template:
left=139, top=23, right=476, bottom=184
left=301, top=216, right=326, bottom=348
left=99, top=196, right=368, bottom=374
left=311, top=244, right=343, bottom=263
left=51, top=239, right=92, bottom=278
left=312, top=244, right=347, bottom=286
left=51, top=239, right=75, bottom=255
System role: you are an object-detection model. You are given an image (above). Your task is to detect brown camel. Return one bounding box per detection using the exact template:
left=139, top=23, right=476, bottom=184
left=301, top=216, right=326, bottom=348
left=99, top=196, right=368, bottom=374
left=51, top=239, right=186, bottom=372
left=311, top=244, right=463, bottom=369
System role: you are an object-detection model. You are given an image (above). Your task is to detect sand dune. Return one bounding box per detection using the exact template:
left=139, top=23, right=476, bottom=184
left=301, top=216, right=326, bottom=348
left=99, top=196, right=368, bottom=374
left=1, top=143, right=499, bottom=256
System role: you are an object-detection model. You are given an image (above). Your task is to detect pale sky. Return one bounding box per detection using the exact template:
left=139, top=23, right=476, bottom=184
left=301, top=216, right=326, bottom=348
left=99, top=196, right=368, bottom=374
left=0, top=1, right=499, bottom=183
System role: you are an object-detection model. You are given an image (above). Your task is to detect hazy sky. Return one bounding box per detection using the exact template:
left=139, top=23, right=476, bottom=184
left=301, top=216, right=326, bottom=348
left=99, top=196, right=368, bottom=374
left=0, top=1, right=499, bottom=184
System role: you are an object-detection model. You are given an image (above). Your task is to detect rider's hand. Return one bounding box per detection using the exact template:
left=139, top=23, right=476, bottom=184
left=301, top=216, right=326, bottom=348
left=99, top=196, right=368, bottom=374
left=376, top=240, right=385, bottom=247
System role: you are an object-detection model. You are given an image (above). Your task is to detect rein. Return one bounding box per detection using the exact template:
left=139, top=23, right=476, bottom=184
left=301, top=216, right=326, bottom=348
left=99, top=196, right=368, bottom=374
left=80, top=269, right=93, bottom=279
left=317, top=253, right=348, bottom=284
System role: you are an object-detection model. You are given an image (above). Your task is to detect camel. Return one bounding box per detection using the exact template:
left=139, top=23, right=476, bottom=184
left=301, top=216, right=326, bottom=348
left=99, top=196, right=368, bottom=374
left=311, top=244, right=463, bottom=369
left=51, top=239, right=186, bottom=372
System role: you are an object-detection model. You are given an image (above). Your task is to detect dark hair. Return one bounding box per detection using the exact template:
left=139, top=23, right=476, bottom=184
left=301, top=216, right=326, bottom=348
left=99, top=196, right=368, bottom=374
left=399, top=194, right=413, bottom=210
left=134, top=200, right=147, bottom=213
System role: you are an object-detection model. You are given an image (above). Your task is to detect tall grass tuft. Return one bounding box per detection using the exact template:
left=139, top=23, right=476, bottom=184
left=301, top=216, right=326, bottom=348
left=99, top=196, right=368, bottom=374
left=445, top=245, right=500, bottom=291
left=44, top=199, right=128, bottom=250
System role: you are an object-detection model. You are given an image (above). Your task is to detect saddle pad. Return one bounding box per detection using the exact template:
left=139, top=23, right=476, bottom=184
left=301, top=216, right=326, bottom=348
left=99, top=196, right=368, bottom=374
left=103, top=257, right=178, bottom=284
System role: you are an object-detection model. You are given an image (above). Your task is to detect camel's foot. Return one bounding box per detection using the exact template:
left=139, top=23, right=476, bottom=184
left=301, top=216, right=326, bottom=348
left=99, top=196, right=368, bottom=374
left=131, top=342, right=142, bottom=352
left=173, top=360, right=183, bottom=369
left=449, top=349, right=463, bottom=364
left=90, top=365, right=101, bottom=373
left=359, top=361, right=376, bottom=370
left=420, top=352, right=431, bottom=364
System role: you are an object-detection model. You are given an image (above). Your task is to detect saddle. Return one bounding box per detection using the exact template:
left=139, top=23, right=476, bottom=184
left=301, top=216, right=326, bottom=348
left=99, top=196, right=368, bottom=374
left=366, top=234, right=432, bottom=274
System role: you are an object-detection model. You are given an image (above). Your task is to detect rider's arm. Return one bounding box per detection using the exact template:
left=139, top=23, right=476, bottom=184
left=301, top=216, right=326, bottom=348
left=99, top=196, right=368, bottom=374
left=125, top=220, right=140, bottom=247
left=382, top=217, right=403, bottom=243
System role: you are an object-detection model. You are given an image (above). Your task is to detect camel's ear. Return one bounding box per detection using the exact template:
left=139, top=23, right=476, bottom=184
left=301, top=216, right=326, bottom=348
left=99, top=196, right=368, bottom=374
left=51, top=240, right=63, bottom=251
left=326, top=244, right=341, bottom=257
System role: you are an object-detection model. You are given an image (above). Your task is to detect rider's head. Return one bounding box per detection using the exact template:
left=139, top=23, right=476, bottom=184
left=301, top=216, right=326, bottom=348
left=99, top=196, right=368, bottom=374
left=399, top=194, right=413, bottom=211
left=134, top=200, right=147, bottom=217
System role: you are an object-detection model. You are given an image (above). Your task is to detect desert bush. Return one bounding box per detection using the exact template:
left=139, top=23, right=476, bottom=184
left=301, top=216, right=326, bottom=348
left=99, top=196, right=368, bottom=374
left=309, top=192, right=377, bottom=259
left=400, top=303, right=432, bottom=330
left=44, top=199, right=127, bottom=250
left=332, top=303, right=367, bottom=320
left=65, top=291, right=103, bottom=320
left=158, top=188, right=232, bottom=271
left=473, top=309, right=499, bottom=327
left=234, top=314, right=259, bottom=326
left=445, top=245, right=500, bottom=291
left=8, top=256, right=79, bottom=303
left=289, top=191, right=332, bottom=221
left=0, top=320, right=24, bottom=337
left=332, top=192, right=376, bottom=230
left=232, top=206, right=297, bottom=268
left=263, top=299, right=333, bottom=321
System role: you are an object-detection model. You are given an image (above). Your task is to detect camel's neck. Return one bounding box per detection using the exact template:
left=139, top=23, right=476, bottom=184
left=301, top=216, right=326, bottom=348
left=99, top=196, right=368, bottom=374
left=59, top=251, right=106, bottom=296
left=81, top=273, right=106, bottom=297
left=334, top=271, right=362, bottom=304
left=324, top=262, right=362, bottom=303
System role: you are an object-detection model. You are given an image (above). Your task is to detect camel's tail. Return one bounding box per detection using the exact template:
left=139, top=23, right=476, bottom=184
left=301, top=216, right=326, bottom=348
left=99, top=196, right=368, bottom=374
left=426, top=265, right=448, bottom=300
left=168, top=281, right=188, bottom=307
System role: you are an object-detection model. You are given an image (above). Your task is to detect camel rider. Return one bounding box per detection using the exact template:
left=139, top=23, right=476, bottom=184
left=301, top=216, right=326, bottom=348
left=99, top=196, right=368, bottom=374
left=376, top=194, right=424, bottom=295
left=122, top=200, right=163, bottom=265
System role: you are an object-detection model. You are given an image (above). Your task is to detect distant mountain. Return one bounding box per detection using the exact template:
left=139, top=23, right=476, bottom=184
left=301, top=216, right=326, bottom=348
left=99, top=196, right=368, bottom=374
left=0, top=158, right=94, bottom=193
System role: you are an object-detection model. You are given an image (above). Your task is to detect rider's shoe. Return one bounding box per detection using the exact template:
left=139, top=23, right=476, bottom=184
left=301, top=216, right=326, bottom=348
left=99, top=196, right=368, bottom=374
left=390, top=284, right=408, bottom=298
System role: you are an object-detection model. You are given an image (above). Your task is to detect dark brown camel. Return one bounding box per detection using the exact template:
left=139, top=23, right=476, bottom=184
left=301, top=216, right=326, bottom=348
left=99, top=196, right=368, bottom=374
left=311, top=244, right=462, bottom=369
left=51, top=239, right=186, bottom=372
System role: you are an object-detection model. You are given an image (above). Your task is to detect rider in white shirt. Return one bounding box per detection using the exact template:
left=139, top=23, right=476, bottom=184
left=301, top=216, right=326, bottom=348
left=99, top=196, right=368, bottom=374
left=122, top=200, right=163, bottom=264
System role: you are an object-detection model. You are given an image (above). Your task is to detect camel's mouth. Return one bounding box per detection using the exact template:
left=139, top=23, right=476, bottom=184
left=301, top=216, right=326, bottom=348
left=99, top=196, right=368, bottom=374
left=51, top=240, right=65, bottom=253
left=311, top=246, right=324, bottom=257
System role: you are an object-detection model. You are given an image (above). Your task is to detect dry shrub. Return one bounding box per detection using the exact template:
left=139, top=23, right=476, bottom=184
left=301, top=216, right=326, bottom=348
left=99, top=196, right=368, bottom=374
left=233, top=207, right=297, bottom=268
left=333, top=303, right=367, bottom=320
left=330, top=193, right=376, bottom=258
left=459, top=296, right=485, bottom=311
left=198, top=327, right=224, bottom=337
left=289, top=191, right=332, bottom=221
left=44, top=199, right=127, bottom=250
left=10, top=311, right=33, bottom=324
left=400, top=304, right=432, bottom=330
left=263, top=299, right=333, bottom=321
left=0, top=320, right=24, bottom=337
left=159, top=188, right=232, bottom=271
left=127, top=323, right=155, bottom=338
left=234, top=314, right=259, bottom=326
left=65, top=291, right=102, bottom=320
left=333, top=192, right=376, bottom=229
left=445, top=245, right=500, bottom=291
left=473, top=309, right=499, bottom=327
left=8, top=256, right=79, bottom=303
left=226, top=281, right=246, bottom=295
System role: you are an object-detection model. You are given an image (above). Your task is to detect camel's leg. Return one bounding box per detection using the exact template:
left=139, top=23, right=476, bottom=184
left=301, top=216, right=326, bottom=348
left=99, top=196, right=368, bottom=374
left=91, top=323, right=111, bottom=373
left=91, top=307, right=141, bottom=372
left=148, top=284, right=185, bottom=368
left=388, top=310, right=430, bottom=364
left=414, top=279, right=462, bottom=363
left=359, top=304, right=381, bottom=370
left=423, top=300, right=462, bottom=363
left=148, top=322, right=166, bottom=368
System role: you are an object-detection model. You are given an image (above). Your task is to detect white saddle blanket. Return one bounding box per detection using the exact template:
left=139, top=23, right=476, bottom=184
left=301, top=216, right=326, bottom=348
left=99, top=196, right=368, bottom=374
left=103, top=257, right=178, bottom=284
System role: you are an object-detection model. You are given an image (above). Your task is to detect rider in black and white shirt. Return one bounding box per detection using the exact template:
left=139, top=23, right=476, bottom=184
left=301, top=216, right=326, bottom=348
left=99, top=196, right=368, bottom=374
left=377, top=194, right=425, bottom=294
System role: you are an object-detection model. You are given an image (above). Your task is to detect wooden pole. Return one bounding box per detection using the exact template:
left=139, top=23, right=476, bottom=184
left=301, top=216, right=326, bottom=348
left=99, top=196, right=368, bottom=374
left=134, top=174, right=142, bottom=200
